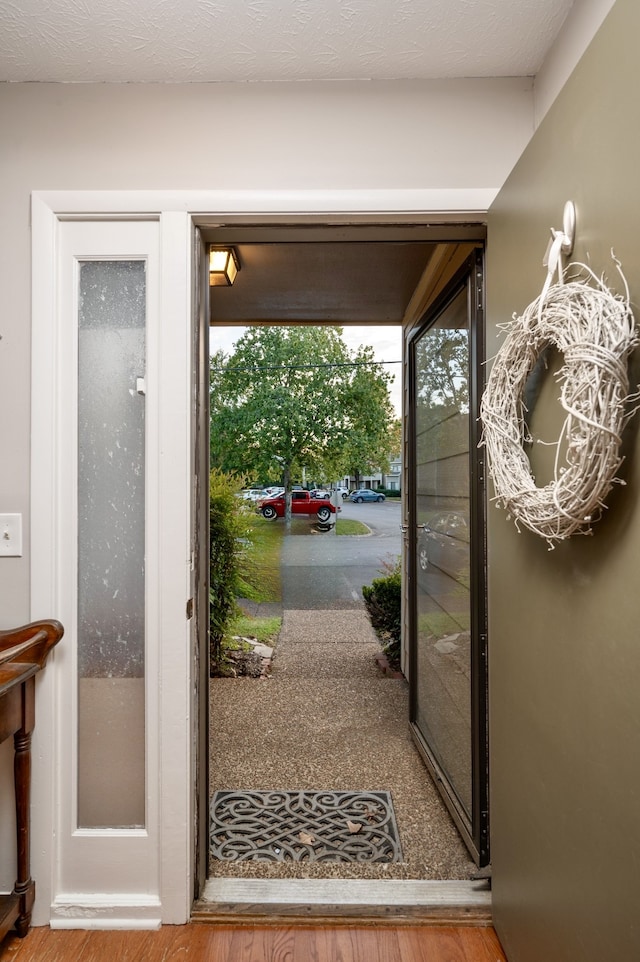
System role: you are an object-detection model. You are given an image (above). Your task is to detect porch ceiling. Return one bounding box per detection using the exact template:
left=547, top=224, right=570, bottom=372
left=209, top=241, right=437, bottom=326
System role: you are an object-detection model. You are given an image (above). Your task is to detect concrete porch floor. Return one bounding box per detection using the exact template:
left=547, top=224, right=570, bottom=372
left=208, top=607, right=477, bottom=881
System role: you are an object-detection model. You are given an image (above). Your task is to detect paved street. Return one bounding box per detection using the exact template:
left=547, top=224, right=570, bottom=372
left=280, top=499, right=402, bottom=610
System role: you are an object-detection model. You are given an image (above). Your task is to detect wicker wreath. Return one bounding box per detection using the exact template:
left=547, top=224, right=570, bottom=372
left=480, top=260, right=639, bottom=546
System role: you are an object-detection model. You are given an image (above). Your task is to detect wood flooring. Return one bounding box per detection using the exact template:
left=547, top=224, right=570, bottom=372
left=0, top=923, right=507, bottom=962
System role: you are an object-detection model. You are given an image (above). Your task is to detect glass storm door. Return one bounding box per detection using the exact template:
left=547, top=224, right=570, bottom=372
left=407, top=251, right=489, bottom=866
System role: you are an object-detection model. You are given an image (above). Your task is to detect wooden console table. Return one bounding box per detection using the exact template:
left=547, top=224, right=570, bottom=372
left=0, top=620, right=63, bottom=940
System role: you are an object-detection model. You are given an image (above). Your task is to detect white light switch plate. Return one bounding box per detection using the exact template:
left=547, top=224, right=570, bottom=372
left=0, top=514, right=23, bottom=556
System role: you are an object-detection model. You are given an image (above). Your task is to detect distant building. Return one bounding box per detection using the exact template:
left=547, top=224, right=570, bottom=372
left=344, top=454, right=401, bottom=490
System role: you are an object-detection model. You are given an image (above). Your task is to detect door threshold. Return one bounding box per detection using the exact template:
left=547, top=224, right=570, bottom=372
left=192, top=878, right=491, bottom=926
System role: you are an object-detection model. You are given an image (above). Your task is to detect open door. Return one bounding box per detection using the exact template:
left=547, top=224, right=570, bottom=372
left=406, top=249, right=489, bottom=866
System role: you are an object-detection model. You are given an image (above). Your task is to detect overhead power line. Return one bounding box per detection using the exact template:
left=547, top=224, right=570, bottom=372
left=211, top=359, right=402, bottom=372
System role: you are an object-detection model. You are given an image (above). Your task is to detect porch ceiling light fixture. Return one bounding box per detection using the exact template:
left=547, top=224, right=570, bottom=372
left=209, top=246, right=240, bottom=287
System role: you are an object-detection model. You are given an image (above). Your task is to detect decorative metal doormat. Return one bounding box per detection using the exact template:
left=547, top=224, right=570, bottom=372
left=210, top=790, right=402, bottom=863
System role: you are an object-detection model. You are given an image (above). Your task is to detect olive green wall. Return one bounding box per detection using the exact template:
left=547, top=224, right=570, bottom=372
left=487, top=1, right=640, bottom=959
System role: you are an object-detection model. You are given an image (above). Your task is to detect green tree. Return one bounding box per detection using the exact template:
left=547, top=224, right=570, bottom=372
left=388, top=418, right=402, bottom=457
left=340, top=345, right=396, bottom=487
left=210, top=327, right=394, bottom=518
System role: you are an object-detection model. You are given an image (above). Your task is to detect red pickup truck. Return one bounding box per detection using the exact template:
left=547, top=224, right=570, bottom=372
left=259, top=490, right=339, bottom=523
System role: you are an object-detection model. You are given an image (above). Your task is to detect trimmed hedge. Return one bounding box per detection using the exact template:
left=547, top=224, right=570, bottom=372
left=362, top=557, right=402, bottom=666
left=209, top=469, right=249, bottom=672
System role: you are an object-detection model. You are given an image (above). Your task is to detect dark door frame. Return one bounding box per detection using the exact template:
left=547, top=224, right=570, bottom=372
left=194, top=220, right=489, bottom=902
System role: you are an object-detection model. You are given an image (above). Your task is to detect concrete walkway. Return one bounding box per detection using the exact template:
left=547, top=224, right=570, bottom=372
left=209, top=607, right=476, bottom=881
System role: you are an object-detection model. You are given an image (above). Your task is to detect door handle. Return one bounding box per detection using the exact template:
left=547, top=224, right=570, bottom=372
left=400, top=523, right=409, bottom=533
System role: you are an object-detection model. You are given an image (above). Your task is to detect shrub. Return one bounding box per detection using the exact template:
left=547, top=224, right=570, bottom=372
left=376, top=487, right=401, bottom=498
left=362, top=557, right=402, bottom=666
left=209, top=468, right=252, bottom=672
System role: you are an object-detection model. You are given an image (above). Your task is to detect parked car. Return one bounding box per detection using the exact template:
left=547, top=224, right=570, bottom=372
left=418, top=511, right=469, bottom=578
left=239, top=488, right=266, bottom=502
left=336, top=487, right=350, bottom=500
left=255, top=486, right=284, bottom=505
left=260, top=489, right=340, bottom=523
left=310, top=489, right=331, bottom=499
left=350, top=489, right=385, bottom=503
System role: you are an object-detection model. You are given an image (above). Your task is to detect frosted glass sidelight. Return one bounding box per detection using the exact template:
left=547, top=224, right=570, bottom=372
left=77, top=260, right=146, bottom=829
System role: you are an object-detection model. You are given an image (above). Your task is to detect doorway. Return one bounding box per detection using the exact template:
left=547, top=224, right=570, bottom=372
left=197, top=223, right=489, bottom=907
left=30, top=193, right=490, bottom=927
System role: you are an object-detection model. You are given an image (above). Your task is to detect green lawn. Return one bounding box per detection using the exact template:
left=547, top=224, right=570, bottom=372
left=236, top=515, right=283, bottom=603
left=335, top=518, right=370, bottom=536
left=228, top=614, right=282, bottom=645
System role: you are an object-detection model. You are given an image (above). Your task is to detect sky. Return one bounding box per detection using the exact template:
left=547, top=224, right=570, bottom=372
left=210, top=325, right=403, bottom=417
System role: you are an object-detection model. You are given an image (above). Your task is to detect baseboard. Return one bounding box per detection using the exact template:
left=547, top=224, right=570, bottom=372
left=50, top=894, right=162, bottom=930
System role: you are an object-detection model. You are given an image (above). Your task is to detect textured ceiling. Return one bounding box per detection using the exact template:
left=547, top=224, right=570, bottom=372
left=0, top=0, right=575, bottom=84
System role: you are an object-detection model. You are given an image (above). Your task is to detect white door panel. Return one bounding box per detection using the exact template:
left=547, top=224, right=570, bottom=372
left=31, top=214, right=193, bottom=926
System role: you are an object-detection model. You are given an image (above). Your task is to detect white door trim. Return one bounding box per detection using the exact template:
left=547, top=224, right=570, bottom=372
left=32, top=188, right=497, bottom=218
left=31, top=189, right=489, bottom=928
